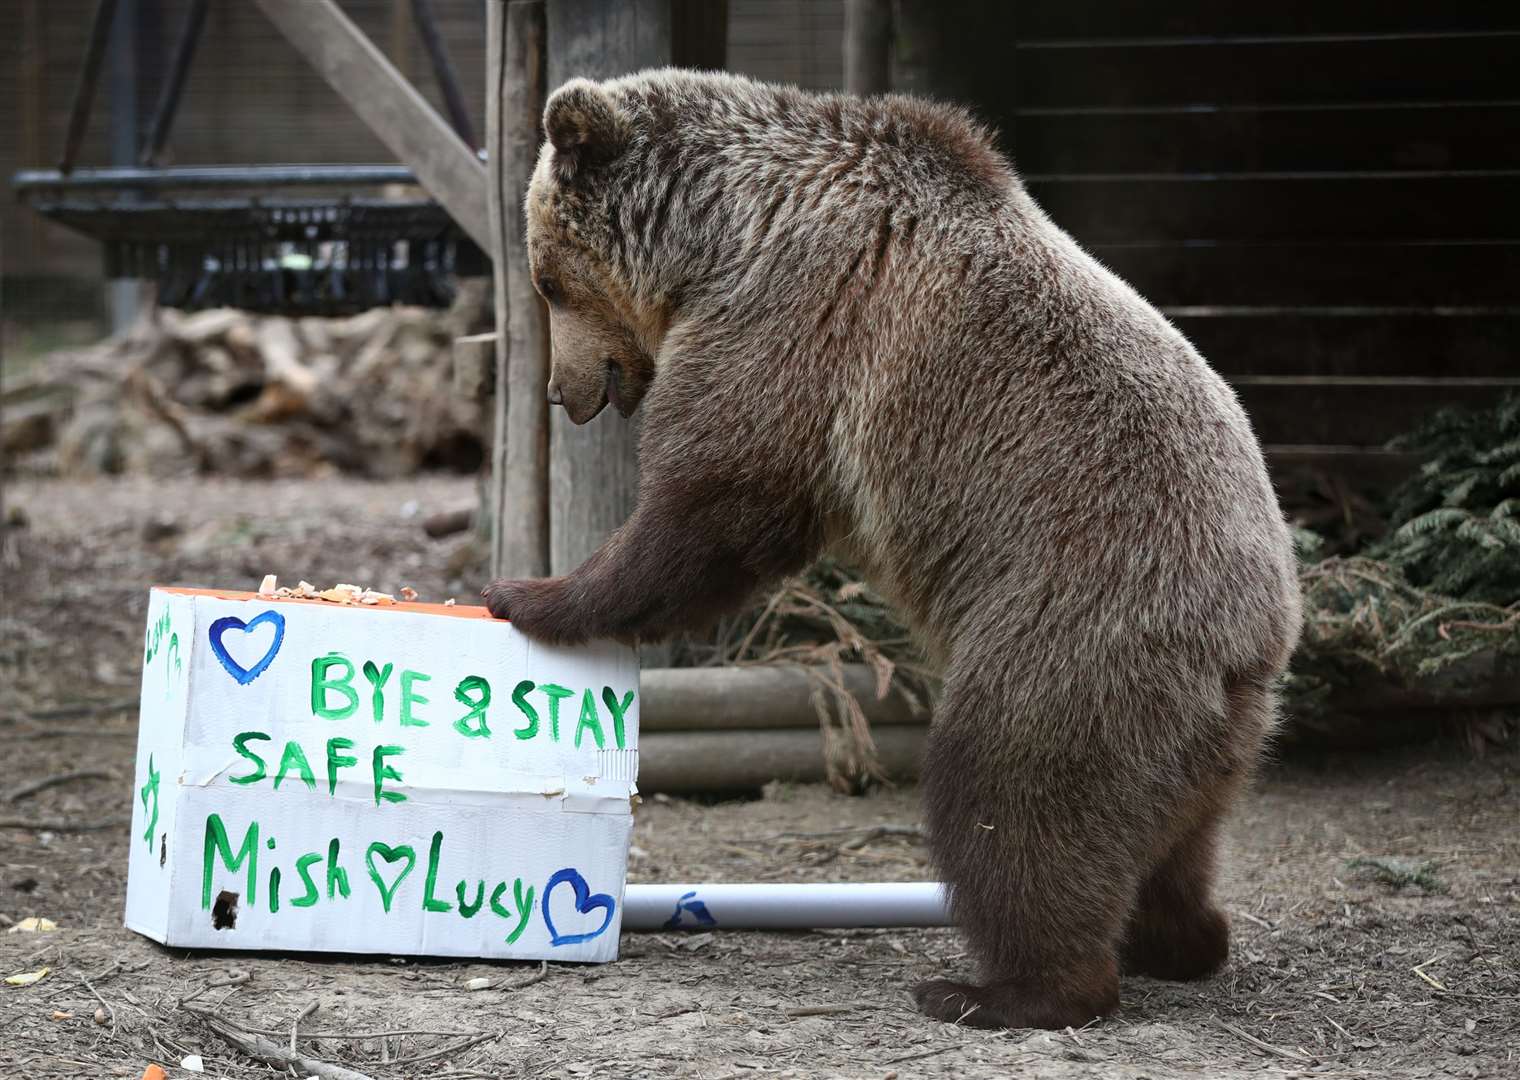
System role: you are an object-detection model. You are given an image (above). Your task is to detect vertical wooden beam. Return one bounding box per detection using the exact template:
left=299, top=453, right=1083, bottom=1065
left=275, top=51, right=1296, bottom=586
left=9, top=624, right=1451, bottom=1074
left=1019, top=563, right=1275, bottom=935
left=543, top=0, right=667, bottom=581
left=844, top=0, right=891, bottom=95
left=253, top=0, right=491, bottom=250
left=107, top=0, right=148, bottom=330
left=487, top=0, right=552, bottom=580
left=20, top=0, right=45, bottom=256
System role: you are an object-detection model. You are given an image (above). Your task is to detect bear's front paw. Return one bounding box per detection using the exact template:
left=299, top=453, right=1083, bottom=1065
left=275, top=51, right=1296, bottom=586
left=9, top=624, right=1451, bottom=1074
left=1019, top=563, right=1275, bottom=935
left=480, top=577, right=588, bottom=645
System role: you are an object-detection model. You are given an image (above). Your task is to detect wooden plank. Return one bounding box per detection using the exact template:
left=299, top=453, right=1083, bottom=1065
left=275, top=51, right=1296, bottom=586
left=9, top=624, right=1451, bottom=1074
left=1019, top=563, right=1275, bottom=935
left=1013, top=103, right=1520, bottom=175
left=1019, top=1, right=1520, bottom=39
left=1179, top=313, right=1520, bottom=378
left=1014, top=33, right=1520, bottom=108
left=488, top=0, right=551, bottom=580
left=1235, top=381, right=1515, bottom=447
left=252, top=0, right=491, bottom=250
left=1096, top=242, right=1520, bottom=308
left=638, top=727, right=927, bottom=792
left=545, top=0, right=671, bottom=579
left=1026, top=173, right=1520, bottom=244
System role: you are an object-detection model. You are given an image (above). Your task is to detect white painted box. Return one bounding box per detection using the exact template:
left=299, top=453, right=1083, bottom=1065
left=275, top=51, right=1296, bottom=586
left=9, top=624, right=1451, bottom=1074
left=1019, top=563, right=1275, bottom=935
left=125, top=587, right=639, bottom=963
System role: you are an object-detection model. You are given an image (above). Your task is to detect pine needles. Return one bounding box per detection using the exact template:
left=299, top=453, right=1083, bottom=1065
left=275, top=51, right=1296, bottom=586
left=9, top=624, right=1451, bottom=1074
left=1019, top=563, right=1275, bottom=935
left=1369, top=395, right=1520, bottom=605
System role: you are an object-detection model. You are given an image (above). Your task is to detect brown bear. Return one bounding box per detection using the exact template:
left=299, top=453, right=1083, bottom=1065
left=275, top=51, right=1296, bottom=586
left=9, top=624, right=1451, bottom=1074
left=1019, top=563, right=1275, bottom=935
left=483, top=69, right=1302, bottom=1031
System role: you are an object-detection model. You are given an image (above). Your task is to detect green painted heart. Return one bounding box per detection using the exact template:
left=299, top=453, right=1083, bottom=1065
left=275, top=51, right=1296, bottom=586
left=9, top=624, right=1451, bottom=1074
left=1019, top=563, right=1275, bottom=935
left=365, top=842, right=417, bottom=913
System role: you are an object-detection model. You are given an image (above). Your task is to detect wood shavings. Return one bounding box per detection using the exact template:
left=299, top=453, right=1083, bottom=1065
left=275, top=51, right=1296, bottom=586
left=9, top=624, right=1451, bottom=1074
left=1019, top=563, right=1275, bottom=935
left=257, top=578, right=397, bottom=607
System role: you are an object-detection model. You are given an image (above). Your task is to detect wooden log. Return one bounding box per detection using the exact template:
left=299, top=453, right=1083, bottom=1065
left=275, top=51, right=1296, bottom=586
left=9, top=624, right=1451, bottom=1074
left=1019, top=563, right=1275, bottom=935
left=487, top=0, right=551, bottom=580
left=843, top=0, right=891, bottom=96
left=252, top=0, right=491, bottom=251
left=639, top=664, right=924, bottom=732
left=637, top=726, right=927, bottom=793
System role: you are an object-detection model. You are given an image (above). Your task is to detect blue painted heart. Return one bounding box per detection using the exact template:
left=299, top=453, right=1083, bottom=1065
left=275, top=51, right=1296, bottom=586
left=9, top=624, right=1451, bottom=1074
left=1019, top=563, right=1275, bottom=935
left=542, top=867, right=616, bottom=947
left=208, top=610, right=286, bottom=685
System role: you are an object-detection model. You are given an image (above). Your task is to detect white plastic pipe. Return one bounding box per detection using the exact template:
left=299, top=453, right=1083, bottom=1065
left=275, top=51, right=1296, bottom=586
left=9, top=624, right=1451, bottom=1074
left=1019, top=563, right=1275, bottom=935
left=622, top=882, right=952, bottom=931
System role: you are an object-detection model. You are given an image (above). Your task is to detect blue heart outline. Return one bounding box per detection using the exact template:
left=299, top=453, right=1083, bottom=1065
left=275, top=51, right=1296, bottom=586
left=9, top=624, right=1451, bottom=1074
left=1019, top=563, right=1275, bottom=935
left=542, top=867, right=616, bottom=947
left=208, top=610, right=286, bottom=685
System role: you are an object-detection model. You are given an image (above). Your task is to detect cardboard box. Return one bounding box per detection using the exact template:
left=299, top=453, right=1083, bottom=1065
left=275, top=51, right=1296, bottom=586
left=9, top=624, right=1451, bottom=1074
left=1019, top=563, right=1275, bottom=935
left=125, top=587, right=639, bottom=963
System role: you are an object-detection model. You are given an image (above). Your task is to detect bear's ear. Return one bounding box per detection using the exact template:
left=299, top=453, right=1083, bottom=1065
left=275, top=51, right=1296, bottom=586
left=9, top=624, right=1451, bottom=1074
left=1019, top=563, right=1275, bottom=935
left=543, top=78, right=627, bottom=181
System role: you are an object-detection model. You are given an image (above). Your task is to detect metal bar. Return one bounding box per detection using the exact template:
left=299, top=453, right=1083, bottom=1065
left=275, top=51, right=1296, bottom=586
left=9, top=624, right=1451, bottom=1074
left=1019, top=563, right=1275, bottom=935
left=253, top=0, right=491, bottom=251
left=13, top=164, right=422, bottom=192
left=411, top=0, right=478, bottom=150
left=139, top=0, right=210, bottom=165
left=58, top=0, right=120, bottom=173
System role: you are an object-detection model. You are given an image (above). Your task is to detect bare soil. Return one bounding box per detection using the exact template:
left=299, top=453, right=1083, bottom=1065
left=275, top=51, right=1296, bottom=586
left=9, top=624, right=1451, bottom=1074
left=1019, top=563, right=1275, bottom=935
left=1, top=477, right=1516, bottom=1079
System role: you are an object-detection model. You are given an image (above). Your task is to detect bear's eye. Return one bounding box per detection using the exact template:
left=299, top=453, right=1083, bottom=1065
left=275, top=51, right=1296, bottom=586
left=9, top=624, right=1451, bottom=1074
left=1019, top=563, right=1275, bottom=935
left=537, top=277, right=559, bottom=304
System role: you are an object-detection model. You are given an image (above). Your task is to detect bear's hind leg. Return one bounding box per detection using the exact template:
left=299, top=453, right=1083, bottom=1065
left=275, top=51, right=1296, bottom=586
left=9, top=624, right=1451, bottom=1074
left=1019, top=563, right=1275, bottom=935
left=1119, top=811, right=1230, bottom=982
left=1121, top=675, right=1270, bottom=982
left=911, top=685, right=1140, bottom=1030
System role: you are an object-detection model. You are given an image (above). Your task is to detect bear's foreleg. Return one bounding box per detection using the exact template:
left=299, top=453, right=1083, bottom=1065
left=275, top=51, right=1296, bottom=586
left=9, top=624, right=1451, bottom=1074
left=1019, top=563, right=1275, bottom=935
left=482, top=488, right=813, bottom=646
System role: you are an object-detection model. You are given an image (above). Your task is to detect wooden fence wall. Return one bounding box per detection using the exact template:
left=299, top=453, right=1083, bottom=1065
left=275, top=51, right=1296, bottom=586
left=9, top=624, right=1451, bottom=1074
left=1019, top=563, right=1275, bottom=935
left=1003, top=2, right=1520, bottom=488
left=729, top=2, right=1520, bottom=489
left=7, top=0, right=1515, bottom=490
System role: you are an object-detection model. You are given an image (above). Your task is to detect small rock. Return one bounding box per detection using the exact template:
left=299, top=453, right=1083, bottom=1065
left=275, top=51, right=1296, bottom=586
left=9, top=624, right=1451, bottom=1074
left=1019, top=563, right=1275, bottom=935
left=464, top=976, right=492, bottom=991
left=95, top=1007, right=109, bottom=1025
left=141, top=514, right=182, bottom=542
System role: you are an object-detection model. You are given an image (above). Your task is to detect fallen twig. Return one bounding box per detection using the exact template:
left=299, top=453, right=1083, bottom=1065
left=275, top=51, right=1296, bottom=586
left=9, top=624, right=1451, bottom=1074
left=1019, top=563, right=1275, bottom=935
left=201, top=1013, right=377, bottom=1080
left=1210, top=1016, right=1315, bottom=1063
left=493, top=959, right=549, bottom=991
left=385, top=1031, right=498, bottom=1068
left=7, top=769, right=114, bottom=803
left=21, top=699, right=137, bottom=721
left=292, top=1000, right=319, bottom=1053
left=763, top=823, right=922, bottom=844
left=80, top=974, right=116, bottom=1037
left=0, top=729, right=137, bottom=741
left=0, top=816, right=130, bottom=832
left=784, top=1003, right=867, bottom=1018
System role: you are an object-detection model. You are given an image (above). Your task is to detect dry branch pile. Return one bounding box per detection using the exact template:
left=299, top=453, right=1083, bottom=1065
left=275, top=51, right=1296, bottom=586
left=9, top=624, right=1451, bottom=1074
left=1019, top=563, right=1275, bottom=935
left=4, top=290, right=489, bottom=479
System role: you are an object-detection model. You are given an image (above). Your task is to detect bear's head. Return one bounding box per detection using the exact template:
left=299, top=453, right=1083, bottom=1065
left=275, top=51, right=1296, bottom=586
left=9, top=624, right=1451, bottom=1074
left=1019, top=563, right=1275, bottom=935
left=526, top=78, right=662, bottom=425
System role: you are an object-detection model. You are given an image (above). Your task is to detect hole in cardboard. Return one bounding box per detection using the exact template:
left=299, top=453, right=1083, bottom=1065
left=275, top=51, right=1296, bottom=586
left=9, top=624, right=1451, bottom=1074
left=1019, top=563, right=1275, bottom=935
left=211, top=890, right=239, bottom=930
left=159, top=834, right=167, bottom=867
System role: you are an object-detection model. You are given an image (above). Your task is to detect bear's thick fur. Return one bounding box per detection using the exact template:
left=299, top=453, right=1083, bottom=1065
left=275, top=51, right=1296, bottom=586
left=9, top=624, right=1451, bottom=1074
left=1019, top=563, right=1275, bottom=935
left=483, top=69, right=1302, bottom=1030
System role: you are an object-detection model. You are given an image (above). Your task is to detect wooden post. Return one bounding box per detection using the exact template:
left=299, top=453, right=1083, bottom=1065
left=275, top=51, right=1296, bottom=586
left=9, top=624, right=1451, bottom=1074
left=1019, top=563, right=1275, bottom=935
left=843, top=0, right=891, bottom=96
left=253, top=0, right=492, bottom=251
left=487, top=0, right=552, bottom=579
left=544, top=0, right=669, bottom=582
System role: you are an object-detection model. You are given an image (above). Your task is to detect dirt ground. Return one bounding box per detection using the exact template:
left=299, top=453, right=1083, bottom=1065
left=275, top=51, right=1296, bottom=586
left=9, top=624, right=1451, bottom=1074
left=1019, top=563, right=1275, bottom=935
left=1, top=477, right=1517, bottom=1079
